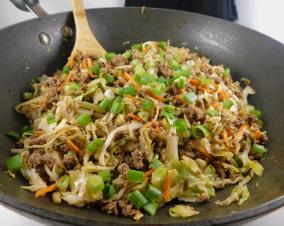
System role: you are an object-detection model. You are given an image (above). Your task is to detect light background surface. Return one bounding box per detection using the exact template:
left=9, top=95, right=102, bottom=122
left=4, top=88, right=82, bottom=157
left=0, top=0, right=283, bottom=225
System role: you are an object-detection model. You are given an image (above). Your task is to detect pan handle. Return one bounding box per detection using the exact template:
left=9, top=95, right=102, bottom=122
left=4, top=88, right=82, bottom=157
left=9, top=0, right=48, bottom=17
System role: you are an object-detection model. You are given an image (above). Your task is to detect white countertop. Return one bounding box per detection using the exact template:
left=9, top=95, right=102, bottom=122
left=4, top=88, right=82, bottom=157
left=0, top=0, right=283, bottom=225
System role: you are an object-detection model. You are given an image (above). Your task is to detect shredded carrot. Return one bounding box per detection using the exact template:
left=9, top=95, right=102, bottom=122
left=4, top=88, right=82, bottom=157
left=227, top=129, right=233, bottom=136
left=144, top=168, right=155, bottom=178
left=145, top=90, right=164, bottom=101
left=219, top=90, right=228, bottom=101
left=35, top=183, right=57, bottom=198
left=222, top=130, right=233, bottom=148
left=253, top=129, right=262, bottom=139
left=66, top=139, right=81, bottom=155
left=189, top=79, right=200, bottom=87
left=86, top=57, right=93, bottom=68
left=163, top=170, right=173, bottom=202
left=153, top=105, right=160, bottom=122
left=175, top=94, right=183, bottom=101
left=58, top=72, right=72, bottom=91
left=234, top=124, right=248, bottom=142
left=128, top=113, right=145, bottom=123
left=123, top=72, right=141, bottom=91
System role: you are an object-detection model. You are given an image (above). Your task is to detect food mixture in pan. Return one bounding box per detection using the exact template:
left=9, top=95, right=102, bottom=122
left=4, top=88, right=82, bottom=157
left=6, top=41, right=268, bottom=220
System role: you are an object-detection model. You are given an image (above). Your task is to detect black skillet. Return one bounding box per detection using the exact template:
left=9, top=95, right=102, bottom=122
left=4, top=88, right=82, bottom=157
left=0, top=4, right=284, bottom=226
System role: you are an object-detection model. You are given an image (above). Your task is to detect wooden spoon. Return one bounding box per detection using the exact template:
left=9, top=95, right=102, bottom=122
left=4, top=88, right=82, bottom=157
left=70, top=0, right=106, bottom=60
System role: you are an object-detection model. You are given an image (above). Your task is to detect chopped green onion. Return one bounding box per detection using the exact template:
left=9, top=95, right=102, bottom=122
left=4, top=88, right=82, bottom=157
left=250, top=109, right=262, bottom=118
left=159, top=41, right=167, bottom=50
left=134, top=64, right=146, bottom=76
left=149, top=159, right=164, bottom=169
left=168, top=59, right=180, bottom=70
left=223, top=99, right=234, bottom=109
left=87, top=175, right=104, bottom=193
left=47, top=114, right=56, bottom=125
left=123, top=50, right=132, bottom=59
left=174, top=119, right=188, bottom=133
left=76, top=113, right=92, bottom=126
left=6, top=154, right=22, bottom=172
left=150, top=82, right=166, bottom=95
left=56, top=175, right=70, bottom=191
left=23, top=92, right=33, bottom=100
left=87, top=138, right=104, bottom=154
left=117, top=85, right=136, bottom=96
left=183, top=92, right=197, bottom=104
left=160, top=105, right=176, bottom=126
left=180, top=65, right=191, bottom=78
left=98, top=170, right=111, bottom=182
left=200, top=78, right=213, bottom=86
left=131, top=43, right=142, bottom=51
left=128, top=190, right=148, bottom=209
left=127, top=169, right=144, bottom=183
left=164, top=105, right=175, bottom=114
left=105, top=52, right=116, bottom=61
left=6, top=131, right=20, bottom=140
left=145, top=185, right=162, bottom=201
left=99, top=97, right=113, bottom=111
left=156, top=76, right=170, bottom=86
left=110, top=96, right=124, bottom=114
left=65, top=82, right=81, bottom=92
left=91, top=64, right=100, bottom=75
left=138, top=73, right=156, bottom=85
left=63, top=65, right=70, bottom=74
left=191, top=125, right=210, bottom=138
left=142, top=99, right=154, bottom=111
left=143, top=202, right=158, bottom=216
left=176, top=76, right=186, bottom=89
left=207, top=108, right=219, bottom=117
left=20, top=125, right=32, bottom=134
left=223, top=68, right=230, bottom=77
left=103, top=73, right=115, bottom=84
left=252, top=143, right=266, bottom=155
left=103, top=184, right=116, bottom=198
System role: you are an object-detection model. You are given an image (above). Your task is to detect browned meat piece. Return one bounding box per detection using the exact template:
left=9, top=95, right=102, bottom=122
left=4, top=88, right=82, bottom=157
left=29, top=149, right=54, bottom=170
left=45, top=91, right=60, bottom=110
left=212, top=161, right=226, bottom=178
left=258, top=133, right=268, bottom=145
left=117, top=163, right=129, bottom=176
left=179, top=142, right=197, bottom=159
left=28, top=149, right=55, bottom=182
left=118, top=200, right=135, bottom=217
left=55, top=144, right=69, bottom=159
left=102, top=201, right=119, bottom=216
left=116, top=152, right=133, bottom=166
left=131, top=149, right=148, bottom=170
left=62, top=153, right=79, bottom=170
left=111, top=54, right=126, bottom=66
left=158, top=63, right=172, bottom=77
left=247, top=115, right=257, bottom=126
left=168, top=83, right=180, bottom=96
left=183, top=105, right=205, bottom=122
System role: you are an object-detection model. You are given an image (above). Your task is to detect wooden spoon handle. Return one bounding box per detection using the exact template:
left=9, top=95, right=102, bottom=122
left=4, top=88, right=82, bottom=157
left=70, top=0, right=106, bottom=58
